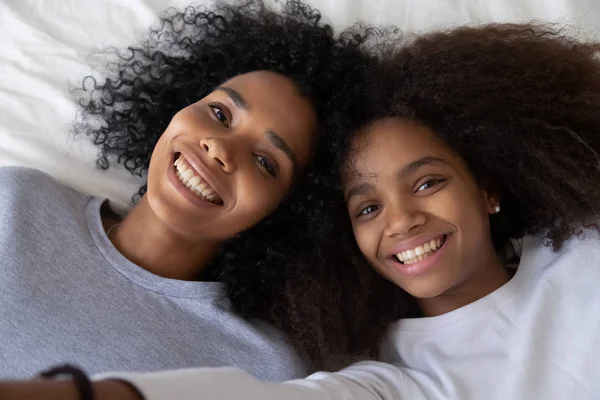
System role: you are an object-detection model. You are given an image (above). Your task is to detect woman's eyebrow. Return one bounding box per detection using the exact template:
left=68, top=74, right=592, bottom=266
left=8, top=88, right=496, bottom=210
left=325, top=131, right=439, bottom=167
left=266, top=130, right=298, bottom=174
left=216, top=86, right=249, bottom=110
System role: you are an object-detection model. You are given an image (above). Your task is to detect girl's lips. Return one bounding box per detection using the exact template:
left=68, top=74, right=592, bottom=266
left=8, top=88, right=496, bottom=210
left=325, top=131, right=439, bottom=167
left=387, top=232, right=449, bottom=258
left=388, top=234, right=450, bottom=277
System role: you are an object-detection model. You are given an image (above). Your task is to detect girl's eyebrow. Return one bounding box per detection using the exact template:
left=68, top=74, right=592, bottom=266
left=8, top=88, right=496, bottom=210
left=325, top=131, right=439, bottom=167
left=399, top=156, right=446, bottom=178
left=345, top=156, right=446, bottom=201
left=345, top=181, right=373, bottom=202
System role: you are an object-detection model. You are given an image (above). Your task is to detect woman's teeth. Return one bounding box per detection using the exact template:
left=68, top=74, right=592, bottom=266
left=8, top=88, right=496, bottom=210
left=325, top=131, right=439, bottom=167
left=396, top=236, right=446, bottom=265
left=174, top=157, right=222, bottom=204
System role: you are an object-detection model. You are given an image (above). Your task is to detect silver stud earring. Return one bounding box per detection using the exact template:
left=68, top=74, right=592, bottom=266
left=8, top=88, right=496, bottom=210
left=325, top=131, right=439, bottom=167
left=494, top=205, right=501, bottom=214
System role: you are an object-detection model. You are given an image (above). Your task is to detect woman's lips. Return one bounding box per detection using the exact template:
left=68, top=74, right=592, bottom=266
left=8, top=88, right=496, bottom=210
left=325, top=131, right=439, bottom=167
left=173, top=153, right=223, bottom=204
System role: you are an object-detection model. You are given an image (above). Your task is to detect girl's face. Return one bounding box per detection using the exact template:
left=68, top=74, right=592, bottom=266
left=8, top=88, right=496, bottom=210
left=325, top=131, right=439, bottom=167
left=146, top=70, right=317, bottom=242
left=343, top=118, right=500, bottom=302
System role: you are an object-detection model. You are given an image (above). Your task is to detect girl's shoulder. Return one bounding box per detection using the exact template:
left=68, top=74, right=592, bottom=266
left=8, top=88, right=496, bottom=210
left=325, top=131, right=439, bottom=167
left=519, top=226, right=600, bottom=291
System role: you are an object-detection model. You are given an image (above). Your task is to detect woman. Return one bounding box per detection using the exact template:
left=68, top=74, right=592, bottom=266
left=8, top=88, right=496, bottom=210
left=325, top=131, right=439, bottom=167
left=0, top=0, right=378, bottom=380
left=6, top=22, right=598, bottom=400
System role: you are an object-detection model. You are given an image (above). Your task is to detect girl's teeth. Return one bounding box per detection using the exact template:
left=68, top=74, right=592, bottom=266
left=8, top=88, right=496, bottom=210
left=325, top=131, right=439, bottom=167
left=395, top=236, right=446, bottom=264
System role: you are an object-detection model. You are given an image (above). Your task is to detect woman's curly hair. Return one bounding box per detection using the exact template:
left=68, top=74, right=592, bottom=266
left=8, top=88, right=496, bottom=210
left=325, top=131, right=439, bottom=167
left=303, top=22, right=600, bottom=357
left=75, top=0, right=388, bottom=369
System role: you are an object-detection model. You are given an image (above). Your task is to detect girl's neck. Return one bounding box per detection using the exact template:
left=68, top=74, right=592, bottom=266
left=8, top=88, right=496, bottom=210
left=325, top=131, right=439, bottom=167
left=418, top=253, right=511, bottom=317
left=101, top=197, right=220, bottom=281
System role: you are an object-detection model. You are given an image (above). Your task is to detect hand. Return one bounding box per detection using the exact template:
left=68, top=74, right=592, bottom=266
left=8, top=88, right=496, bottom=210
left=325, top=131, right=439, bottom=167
left=0, top=379, right=143, bottom=400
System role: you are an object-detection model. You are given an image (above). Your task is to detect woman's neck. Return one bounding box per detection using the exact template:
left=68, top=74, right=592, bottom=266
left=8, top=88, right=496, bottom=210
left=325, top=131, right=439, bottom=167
left=101, top=197, right=220, bottom=281
left=418, top=253, right=511, bottom=317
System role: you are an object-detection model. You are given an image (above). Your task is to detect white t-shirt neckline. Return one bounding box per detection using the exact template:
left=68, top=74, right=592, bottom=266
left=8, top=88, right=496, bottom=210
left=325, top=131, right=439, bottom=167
left=392, top=233, right=552, bottom=332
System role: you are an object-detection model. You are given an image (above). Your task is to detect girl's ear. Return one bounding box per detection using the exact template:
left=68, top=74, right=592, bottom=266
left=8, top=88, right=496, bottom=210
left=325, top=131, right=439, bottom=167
left=483, top=190, right=501, bottom=215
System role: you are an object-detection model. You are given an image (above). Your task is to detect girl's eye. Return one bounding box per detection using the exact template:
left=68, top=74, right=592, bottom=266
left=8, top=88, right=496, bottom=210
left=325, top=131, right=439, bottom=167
left=254, top=154, right=276, bottom=177
left=358, top=204, right=379, bottom=217
left=417, top=179, right=444, bottom=192
left=208, top=103, right=229, bottom=127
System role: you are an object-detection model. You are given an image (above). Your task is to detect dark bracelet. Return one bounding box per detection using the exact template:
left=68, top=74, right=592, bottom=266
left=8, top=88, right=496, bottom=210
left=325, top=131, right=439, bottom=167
left=39, top=364, right=95, bottom=400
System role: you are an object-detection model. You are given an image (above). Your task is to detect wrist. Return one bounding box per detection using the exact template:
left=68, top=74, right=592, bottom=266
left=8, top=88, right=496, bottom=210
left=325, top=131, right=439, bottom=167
left=0, top=380, right=143, bottom=400
left=1, top=380, right=79, bottom=399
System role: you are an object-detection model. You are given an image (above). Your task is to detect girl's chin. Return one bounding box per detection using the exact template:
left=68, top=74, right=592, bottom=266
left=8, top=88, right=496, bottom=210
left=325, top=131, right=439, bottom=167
left=388, top=274, right=454, bottom=301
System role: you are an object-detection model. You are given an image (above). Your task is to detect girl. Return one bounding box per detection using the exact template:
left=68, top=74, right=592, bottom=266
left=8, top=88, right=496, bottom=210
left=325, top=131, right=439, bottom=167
left=7, top=22, right=598, bottom=400
left=0, top=0, right=378, bottom=380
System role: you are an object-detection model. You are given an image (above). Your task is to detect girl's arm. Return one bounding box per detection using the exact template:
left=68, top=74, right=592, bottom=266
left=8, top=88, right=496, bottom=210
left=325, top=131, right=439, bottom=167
left=0, top=361, right=405, bottom=400
left=94, top=361, right=405, bottom=400
left=0, top=379, right=142, bottom=400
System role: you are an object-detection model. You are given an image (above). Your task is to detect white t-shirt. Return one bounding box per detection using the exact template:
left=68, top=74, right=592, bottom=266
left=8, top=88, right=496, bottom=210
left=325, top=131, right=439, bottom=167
left=100, top=229, right=600, bottom=400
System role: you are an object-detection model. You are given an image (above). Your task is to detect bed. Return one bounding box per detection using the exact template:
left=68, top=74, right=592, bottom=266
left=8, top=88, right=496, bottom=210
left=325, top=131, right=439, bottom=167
left=1, top=0, right=599, bottom=211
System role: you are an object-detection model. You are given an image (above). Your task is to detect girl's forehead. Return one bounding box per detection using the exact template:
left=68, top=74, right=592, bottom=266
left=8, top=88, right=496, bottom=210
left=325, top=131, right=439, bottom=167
left=347, top=120, right=431, bottom=161
left=341, top=118, right=459, bottom=184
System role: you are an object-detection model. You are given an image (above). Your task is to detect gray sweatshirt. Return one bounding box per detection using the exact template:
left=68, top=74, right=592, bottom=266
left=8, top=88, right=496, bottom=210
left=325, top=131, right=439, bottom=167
left=0, top=167, right=308, bottom=380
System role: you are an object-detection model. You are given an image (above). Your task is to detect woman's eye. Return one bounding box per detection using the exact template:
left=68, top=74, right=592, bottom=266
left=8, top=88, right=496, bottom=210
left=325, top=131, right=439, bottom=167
left=358, top=204, right=379, bottom=216
left=255, top=154, right=276, bottom=177
left=209, top=103, right=229, bottom=127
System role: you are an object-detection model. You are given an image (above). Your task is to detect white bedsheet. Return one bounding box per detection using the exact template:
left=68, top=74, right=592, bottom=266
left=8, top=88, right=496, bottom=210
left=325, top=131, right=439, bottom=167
left=1, top=0, right=599, bottom=210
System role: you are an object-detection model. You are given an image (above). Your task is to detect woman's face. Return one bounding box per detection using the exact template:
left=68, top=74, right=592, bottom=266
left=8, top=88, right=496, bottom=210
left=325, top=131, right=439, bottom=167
left=146, top=70, right=317, bottom=242
left=343, top=118, right=499, bottom=300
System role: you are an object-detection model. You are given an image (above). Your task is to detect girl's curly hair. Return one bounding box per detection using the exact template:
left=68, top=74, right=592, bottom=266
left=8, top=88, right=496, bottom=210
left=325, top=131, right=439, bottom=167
left=75, top=0, right=386, bottom=369
left=377, top=23, right=600, bottom=251
left=305, top=23, right=600, bottom=358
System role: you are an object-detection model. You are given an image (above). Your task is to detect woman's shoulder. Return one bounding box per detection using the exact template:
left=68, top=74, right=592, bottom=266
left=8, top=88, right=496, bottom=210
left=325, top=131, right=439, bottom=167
left=0, top=166, right=88, bottom=208
left=0, top=165, right=58, bottom=186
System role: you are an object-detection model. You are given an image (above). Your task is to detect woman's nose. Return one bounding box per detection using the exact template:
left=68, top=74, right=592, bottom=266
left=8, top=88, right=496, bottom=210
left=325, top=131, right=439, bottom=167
left=200, top=137, right=236, bottom=173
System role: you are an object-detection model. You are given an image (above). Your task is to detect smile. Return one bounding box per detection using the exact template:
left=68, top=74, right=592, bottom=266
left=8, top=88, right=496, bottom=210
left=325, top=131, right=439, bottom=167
left=394, top=235, right=447, bottom=265
left=173, top=154, right=223, bottom=205
left=387, top=234, right=450, bottom=277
